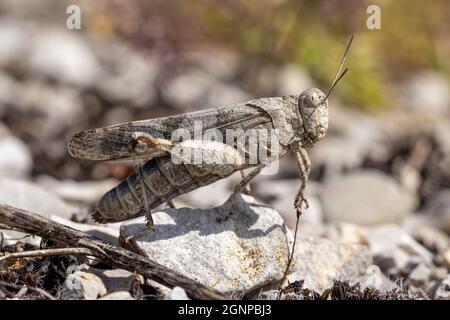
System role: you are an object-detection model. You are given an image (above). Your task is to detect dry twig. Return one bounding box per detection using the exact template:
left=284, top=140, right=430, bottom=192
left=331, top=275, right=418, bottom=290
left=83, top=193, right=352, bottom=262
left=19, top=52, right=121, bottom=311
left=0, top=247, right=93, bottom=262
left=0, top=203, right=226, bottom=300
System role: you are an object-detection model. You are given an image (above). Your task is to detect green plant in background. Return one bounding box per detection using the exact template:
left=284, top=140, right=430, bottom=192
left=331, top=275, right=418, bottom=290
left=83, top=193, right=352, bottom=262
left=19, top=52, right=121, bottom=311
left=85, top=0, right=450, bottom=112
left=294, top=30, right=390, bottom=111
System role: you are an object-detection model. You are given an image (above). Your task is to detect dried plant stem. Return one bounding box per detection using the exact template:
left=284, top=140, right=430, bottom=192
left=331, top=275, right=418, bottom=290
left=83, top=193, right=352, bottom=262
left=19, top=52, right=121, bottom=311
left=0, top=247, right=93, bottom=262
left=0, top=280, right=56, bottom=300
left=277, top=209, right=301, bottom=299
left=0, top=203, right=226, bottom=300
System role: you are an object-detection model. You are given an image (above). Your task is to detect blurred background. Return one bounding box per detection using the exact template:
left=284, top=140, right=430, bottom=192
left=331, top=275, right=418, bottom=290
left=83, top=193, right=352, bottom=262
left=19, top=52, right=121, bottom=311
left=0, top=0, right=449, bottom=296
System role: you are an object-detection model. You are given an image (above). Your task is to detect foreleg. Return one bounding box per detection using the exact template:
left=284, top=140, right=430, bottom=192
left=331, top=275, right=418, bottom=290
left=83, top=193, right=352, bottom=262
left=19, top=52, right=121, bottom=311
left=294, top=148, right=311, bottom=217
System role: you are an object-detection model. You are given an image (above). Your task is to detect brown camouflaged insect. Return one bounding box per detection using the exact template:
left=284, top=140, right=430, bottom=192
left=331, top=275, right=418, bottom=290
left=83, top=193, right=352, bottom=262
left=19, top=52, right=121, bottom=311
left=68, top=36, right=353, bottom=231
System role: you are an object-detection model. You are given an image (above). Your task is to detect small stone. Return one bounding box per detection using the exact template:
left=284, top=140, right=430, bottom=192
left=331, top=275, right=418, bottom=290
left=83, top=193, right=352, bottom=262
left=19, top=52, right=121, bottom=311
left=413, top=225, right=449, bottom=254
left=443, top=249, right=450, bottom=268
left=30, top=30, right=100, bottom=87
left=121, top=195, right=292, bottom=295
left=434, top=121, right=450, bottom=154
left=61, top=271, right=107, bottom=300
left=94, top=42, right=158, bottom=107
left=184, top=49, right=239, bottom=80
left=255, top=289, right=279, bottom=300
left=310, top=113, right=386, bottom=177
left=177, top=173, right=239, bottom=209
left=401, top=215, right=450, bottom=253
left=90, top=268, right=140, bottom=293
left=430, top=275, right=450, bottom=300
left=0, top=177, right=76, bottom=246
left=146, top=279, right=171, bottom=297
left=321, top=170, right=416, bottom=225
left=360, top=265, right=397, bottom=291
left=50, top=215, right=119, bottom=245
left=374, top=248, right=411, bottom=272
left=326, top=222, right=366, bottom=245
left=0, top=135, right=32, bottom=178
left=399, top=71, right=449, bottom=113
left=207, top=82, right=250, bottom=107
left=431, top=267, right=448, bottom=281
left=275, top=64, right=314, bottom=96
left=98, top=291, right=134, bottom=300
left=364, top=224, right=433, bottom=267
left=160, top=68, right=213, bottom=110
left=409, top=263, right=432, bottom=287
left=426, top=189, right=450, bottom=234
left=254, top=179, right=323, bottom=230
left=36, top=175, right=118, bottom=204
left=287, top=236, right=372, bottom=293
left=164, top=287, right=189, bottom=300
left=0, top=178, right=74, bottom=218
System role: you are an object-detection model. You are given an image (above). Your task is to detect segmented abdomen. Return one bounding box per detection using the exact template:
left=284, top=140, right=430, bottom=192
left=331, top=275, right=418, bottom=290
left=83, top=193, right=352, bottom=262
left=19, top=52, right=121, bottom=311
left=93, top=156, right=250, bottom=223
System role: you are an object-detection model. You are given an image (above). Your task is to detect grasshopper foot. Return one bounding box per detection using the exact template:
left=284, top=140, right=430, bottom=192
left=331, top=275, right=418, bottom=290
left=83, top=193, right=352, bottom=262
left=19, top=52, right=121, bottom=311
left=166, top=200, right=176, bottom=209
left=123, top=213, right=155, bottom=243
left=217, top=191, right=239, bottom=223
left=294, top=196, right=309, bottom=217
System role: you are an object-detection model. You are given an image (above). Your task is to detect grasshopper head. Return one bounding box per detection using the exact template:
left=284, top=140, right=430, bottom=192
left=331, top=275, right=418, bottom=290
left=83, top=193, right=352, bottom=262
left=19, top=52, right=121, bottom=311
left=298, top=88, right=328, bottom=147
left=296, top=35, right=352, bottom=148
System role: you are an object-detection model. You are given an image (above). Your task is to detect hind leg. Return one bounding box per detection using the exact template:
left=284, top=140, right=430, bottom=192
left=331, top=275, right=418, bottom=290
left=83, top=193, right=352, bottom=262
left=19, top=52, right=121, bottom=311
left=218, top=166, right=263, bottom=222
left=240, top=170, right=252, bottom=195
left=166, top=200, right=176, bottom=209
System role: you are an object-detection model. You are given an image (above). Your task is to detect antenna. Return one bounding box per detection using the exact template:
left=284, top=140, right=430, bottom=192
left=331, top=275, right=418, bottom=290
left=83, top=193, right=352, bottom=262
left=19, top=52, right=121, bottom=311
left=321, top=34, right=354, bottom=102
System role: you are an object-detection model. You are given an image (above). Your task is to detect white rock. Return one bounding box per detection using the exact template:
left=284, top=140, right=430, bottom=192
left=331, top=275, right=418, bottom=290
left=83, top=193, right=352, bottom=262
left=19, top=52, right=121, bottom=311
left=146, top=279, right=171, bottom=297
left=399, top=71, right=449, bottom=113
left=85, top=268, right=141, bottom=293
left=95, top=42, right=158, bottom=107
left=339, top=265, right=399, bottom=293
left=297, top=221, right=327, bottom=239
left=310, top=113, right=386, bottom=177
left=208, top=82, right=250, bottom=107
left=184, top=49, right=239, bottom=80
left=0, top=19, right=33, bottom=68
left=409, top=263, right=432, bottom=286
left=425, top=189, right=450, bottom=234
left=0, top=71, right=20, bottom=114
left=406, top=223, right=449, bottom=253
left=275, top=64, right=314, bottom=96
left=434, top=121, right=450, bottom=154
left=36, top=175, right=118, bottom=204
left=165, top=287, right=190, bottom=300
left=121, top=195, right=292, bottom=295
left=29, top=30, right=100, bottom=87
left=363, top=224, right=433, bottom=267
left=255, top=289, right=279, bottom=300
left=18, top=82, right=84, bottom=139
left=321, top=170, right=416, bottom=225
left=287, top=236, right=372, bottom=293
left=98, top=291, right=134, bottom=300
left=254, top=179, right=323, bottom=230
left=443, top=249, right=450, bottom=269
left=325, top=222, right=366, bottom=245
left=50, top=215, right=119, bottom=245
left=430, top=275, right=450, bottom=300
left=0, top=177, right=75, bottom=219
left=61, top=271, right=107, bottom=300
left=0, top=135, right=32, bottom=178
left=0, top=178, right=76, bottom=246
left=161, top=68, right=213, bottom=109
left=177, top=173, right=240, bottom=208
left=374, top=248, right=411, bottom=272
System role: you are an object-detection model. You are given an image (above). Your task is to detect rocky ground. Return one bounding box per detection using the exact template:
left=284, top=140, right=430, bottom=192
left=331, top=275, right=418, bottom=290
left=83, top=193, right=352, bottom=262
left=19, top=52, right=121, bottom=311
left=0, top=2, right=450, bottom=300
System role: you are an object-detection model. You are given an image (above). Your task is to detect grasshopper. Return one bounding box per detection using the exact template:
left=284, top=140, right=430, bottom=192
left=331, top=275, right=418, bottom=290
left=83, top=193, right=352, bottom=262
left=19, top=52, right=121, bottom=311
left=68, top=36, right=353, bottom=231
